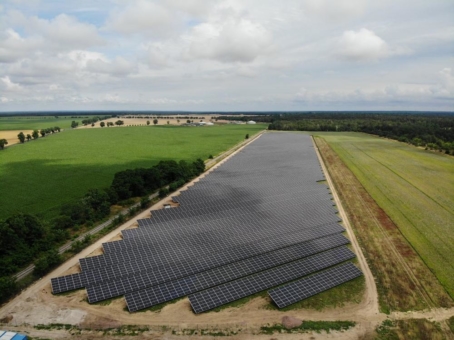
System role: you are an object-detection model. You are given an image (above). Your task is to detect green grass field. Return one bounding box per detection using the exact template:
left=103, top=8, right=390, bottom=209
left=0, top=115, right=107, bottom=131
left=316, top=132, right=454, bottom=299
left=0, top=124, right=264, bottom=220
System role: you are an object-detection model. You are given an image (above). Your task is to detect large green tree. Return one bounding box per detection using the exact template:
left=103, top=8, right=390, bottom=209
left=17, top=132, right=25, bottom=143
left=0, top=139, right=8, bottom=149
left=32, top=130, right=39, bottom=139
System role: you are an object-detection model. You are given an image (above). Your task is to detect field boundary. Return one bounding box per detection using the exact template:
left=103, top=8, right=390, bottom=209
left=313, top=135, right=454, bottom=312
left=312, top=136, right=380, bottom=316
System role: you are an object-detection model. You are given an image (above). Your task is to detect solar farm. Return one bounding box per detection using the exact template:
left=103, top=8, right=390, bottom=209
left=51, top=133, right=362, bottom=313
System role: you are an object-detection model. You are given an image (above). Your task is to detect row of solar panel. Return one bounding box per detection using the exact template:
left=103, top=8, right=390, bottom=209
left=52, top=221, right=344, bottom=297
left=125, top=195, right=335, bottom=241
left=86, top=205, right=340, bottom=271
left=102, top=200, right=338, bottom=256
left=188, top=248, right=357, bottom=313
left=88, top=226, right=348, bottom=304
left=125, top=233, right=350, bottom=311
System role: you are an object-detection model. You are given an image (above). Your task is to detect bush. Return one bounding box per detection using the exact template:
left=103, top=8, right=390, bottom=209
left=33, top=248, right=62, bottom=277
left=140, top=196, right=151, bottom=209
left=0, top=276, right=19, bottom=304
left=159, top=188, right=169, bottom=198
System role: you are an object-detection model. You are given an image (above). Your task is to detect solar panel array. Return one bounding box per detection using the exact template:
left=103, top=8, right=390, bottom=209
left=51, top=133, right=362, bottom=313
left=268, top=262, right=363, bottom=308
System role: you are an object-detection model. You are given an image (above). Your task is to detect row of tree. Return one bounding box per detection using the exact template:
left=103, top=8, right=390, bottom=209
left=267, top=113, right=454, bottom=154
left=18, top=127, right=62, bottom=143
left=0, top=158, right=205, bottom=303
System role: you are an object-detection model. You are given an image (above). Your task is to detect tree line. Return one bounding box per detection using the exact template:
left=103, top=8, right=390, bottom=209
left=267, top=113, right=454, bottom=154
left=0, top=158, right=205, bottom=304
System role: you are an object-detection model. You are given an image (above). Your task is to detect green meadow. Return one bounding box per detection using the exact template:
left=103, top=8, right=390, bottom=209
left=0, top=116, right=100, bottom=131
left=316, top=132, right=454, bottom=299
left=0, top=124, right=264, bottom=220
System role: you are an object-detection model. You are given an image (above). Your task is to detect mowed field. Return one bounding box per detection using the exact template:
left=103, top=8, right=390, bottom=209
left=0, top=124, right=264, bottom=220
left=0, top=116, right=92, bottom=131
left=317, top=132, right=454, bottom=299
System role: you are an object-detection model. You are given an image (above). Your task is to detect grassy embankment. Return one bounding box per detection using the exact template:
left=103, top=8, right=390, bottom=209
left=0, top=124, right=265, bottom=220
left=314, top=132, right=454, bottom=312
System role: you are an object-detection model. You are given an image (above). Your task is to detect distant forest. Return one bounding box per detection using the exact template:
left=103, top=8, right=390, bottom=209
left=225, top=113, right=454, bottom=154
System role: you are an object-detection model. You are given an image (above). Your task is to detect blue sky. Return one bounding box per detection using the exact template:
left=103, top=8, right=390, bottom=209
left=0, top=0, right=453, bottom=111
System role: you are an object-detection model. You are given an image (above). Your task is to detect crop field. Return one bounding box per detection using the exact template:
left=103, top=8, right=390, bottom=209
left=0, top=124, right=264, bottom=220
left=316, top=132, right=454, bottom=301
left=0, top=116, right=103, bottom=131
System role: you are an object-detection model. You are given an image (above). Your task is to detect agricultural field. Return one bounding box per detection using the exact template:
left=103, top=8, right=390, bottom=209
left=0, top=124, right=264, bottom=220
left=0, top=115, right=98, bottom=131
left=316, top=132, right=454, bottom=301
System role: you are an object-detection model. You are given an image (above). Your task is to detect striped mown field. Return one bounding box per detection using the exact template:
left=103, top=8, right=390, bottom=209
left=317, top=132, right=454, bottom=299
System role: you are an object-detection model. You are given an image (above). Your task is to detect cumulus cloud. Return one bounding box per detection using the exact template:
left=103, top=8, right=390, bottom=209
left=28, top=14, right=103, bottom=49
left=0, top=11, right=103, bottom=63
left=337, top=28, right=390, bottom=61
left=0, top=28, right=40, bottom=63
left=184, top=12, right=273, bottom=63
left=0, top=0, right=452, bottom=111
left=1, top=76, right=22, bottom=91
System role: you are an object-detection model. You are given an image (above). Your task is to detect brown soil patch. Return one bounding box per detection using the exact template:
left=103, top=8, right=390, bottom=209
left=314, top=136, right=453, bottom=312
left=0, top=130, right=34, bottom=146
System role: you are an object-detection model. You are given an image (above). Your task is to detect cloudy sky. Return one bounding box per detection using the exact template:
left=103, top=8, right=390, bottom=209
left=0, top=0, right=453, bottom=111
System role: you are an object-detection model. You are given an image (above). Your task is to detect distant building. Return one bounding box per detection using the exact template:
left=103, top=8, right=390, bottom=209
left=206, top=122, right=214, bottom=126
left=0, top=330, right=27, bottom=340
left=247, top=120, right=256, bottom=124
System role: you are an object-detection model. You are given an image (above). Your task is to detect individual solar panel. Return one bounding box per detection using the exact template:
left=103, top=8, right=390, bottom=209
left=85, top=223, right=345, bottom=303
left=268, top=262, right=363, bottom=308
left=125, top=233, right=350, bottom=312
left=188, top=246, right=356, bottom=314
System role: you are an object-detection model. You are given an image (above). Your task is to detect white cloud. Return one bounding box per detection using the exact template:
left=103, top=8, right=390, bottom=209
left=85, top=57, right=136, bottom=76
left=337, top=28, right=390, bottom=61
left=0, top=0, right=453, bottom=111
left=0, top=11, right=103, bottom=63
left=184, top=11, right=273, bottom=63
left=0, top=28, right=40, bottom=63
left=28, top=14, right=103, bottom=49
left=1, top=76, right=22, bottom=91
